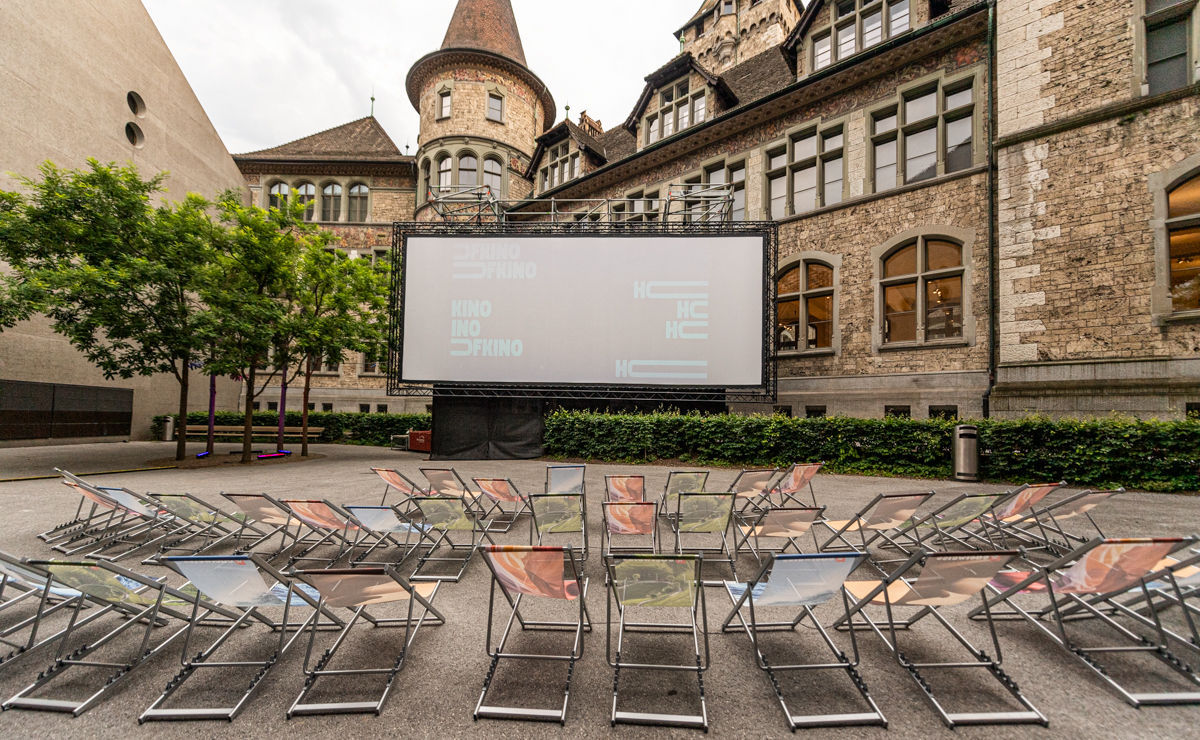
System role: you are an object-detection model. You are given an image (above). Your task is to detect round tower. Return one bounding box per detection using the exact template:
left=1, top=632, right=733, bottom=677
left=407, top=0, right=555, bottom=219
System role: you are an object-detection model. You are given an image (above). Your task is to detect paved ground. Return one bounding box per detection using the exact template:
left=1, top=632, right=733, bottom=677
left=0, top=442, right=1197, bottom=739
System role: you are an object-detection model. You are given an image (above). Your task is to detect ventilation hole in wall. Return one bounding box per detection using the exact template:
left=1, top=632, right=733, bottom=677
left=125, top=122, right=145, bottom=148
left=126, top=91, right=146, bottom=117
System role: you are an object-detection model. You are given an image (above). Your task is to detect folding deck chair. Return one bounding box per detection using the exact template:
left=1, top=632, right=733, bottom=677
left=955, top=481, right=1067, bottom=548
left=834, top=549, right=1046, bottom=728
left=818, top=492, right=934, bottom=553
left=2, top=559, right=241, bottom=717
left=971, top=536, right=1200, bottom=707
left=0, top=553, right=114, bottom=677
left=768, top=463, right=823, bottom=508
left=529, top=492, right=589, bottom=562
left=473, top=477, right=529, bottom=533
left=287, top=566, right=445, bottom=717
left=991, top=488, right=1124, bottom=557
left=370, top=467, right=426, bottom=505
left=342, top=504, right=431, bottom=566
left=873, top=491, right=1017, bottom=566
left=658, top=470, right=708, bottom=518
left=736, top=506, right=826, bottom=564
left=475, top=546, right=591, bottom=723
left=141, top=554, right=340, bottom=722
left=724, top=468, right=780, bottom=513
left=546, top=464, right=586, bottom=495
left=670, top=492, right=738, bottom=583
left=721, top=552, right=887, bottom=730
left=52, top=473, right=191, bottom=560
left=281, top=499, right=374, bottom=567
left=606, top=554, right=710, bottom=730
left=38, top=470, right=146, bottom=547
left=409, top=495, right=494, bottom=582
left=602, top=502, right=659, bottom=559
left=144, top=491, right=266, bottom=560
left=221, top=492, right=309, bottom=559
left=421, top=467, right=495, bottom=520
left=604, top=474, right=645, bottom=502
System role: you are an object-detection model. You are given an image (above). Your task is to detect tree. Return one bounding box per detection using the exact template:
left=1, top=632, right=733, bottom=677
left=0, top=161, right=220, bottom=460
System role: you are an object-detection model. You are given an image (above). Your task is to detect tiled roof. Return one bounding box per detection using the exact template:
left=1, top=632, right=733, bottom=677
left=441, top=0, right=527, bottom=67
left=234, top=117, right=408, bottom=162
left=720, top=47, right=795, bottom=105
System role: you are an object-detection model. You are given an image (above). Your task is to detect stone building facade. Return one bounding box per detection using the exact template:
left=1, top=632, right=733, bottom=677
left=239, top=0, right=1200, bottom=421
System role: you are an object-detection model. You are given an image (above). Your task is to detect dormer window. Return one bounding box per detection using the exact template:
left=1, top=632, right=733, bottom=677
left=812, top=0, right=910, bottom=72
left=644, top=77, right=706, bottom=145
left=539, top=142, right=579, bottom=192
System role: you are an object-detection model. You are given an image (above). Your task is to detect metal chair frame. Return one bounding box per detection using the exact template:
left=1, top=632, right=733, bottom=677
left=529, top=492, right=589, bottom=563
left=409, top=495, right=495, bottom=582
left=817, top=492, right=934, bottom=553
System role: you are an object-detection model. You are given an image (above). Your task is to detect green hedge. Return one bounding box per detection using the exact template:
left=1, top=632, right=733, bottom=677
left=152, top=411, right=431, bottom=447
left=543, top=411, right=1200, bottom=493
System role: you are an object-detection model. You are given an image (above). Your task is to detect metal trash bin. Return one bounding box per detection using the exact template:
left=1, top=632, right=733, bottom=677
left=953, top=424, right=979, bottom=481
left=162, top=415, right=176, bottom=442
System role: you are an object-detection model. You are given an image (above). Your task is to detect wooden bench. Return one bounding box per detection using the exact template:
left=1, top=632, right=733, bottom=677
left=183, top=425, right=325, bottom=440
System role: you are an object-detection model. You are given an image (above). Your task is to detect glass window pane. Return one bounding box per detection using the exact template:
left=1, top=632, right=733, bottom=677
left=1148, top=20, right=1188, bottom=63
left=807, top=294, right=833, bottom=348
left=732, top=187, right=745, bottom=221
left=837, top=0, right=856, bottom=18
left=945, top=84, right=973, bottom=110
left=1148, top=54, right=1189, bottom=96
left=806, top=263, right=833, bottom=290
left=770, top=175, right=788, bottom=219
left=439, top=92, right=451, bottom=118
left=793, top=165, right=817, bottom=213
left=679, top=102, right=690, bottom=130
left=863, top=11, right=883, bottom=47
left=925, top=276, right=963, bottom=339
left=769, top=149, right=788, bottom=170
left=648, top=117, right=659, bottom=143
left=815, top=35, right=832, bottom=69
left=793, top=133, right=817, bottom=161
left=729, top=164, right=745, bottom=183
left=663, top=112, right=675, bottom=137
left=1169, top=174, right=1200, bottom=219
left=823, top=156, right=843, bottom=206
left=884, top=243, right=917, bottom=277
left=438, top=159, right=451, bottom=188
left=483, top=159, right=503, bottom=191
left=707, top=168, right=726, bottom=187
left=823, top=129, right=844, bottom=151
left=488, top=94, right=503, bottom=120
left=945, top=115, right=973, bottom=173
left=889, top=0, right=910, bottom=34
left=905, top=126, right=937, bottom=183
left=837, top=23, right=856, bottom=59
left=884, top=283, right=917, bottom=342
left=694, top=95, right=706, bottom=123
left=1169, top=226, right=1200, bottom=311
left=926, top=239, right=962, bottom=270
left=874, top=111, right=897, bottom=134
left=777, top=298, right=800, bottom=349
left=458, top=155, right=477, bottom=187
left=905, top=90, right=936, bottom=122
left=778, top=267, right=801, bottom=295
left=875, top=138, right=897, bottom=189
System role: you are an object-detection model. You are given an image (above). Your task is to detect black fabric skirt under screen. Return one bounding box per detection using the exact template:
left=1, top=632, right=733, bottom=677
left=431, top=395, right=545, bottom=460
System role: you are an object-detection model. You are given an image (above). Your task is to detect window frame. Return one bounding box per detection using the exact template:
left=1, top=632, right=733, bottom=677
left=762, top=116, right=848, bottom=219
left=1151, top=154, right=1200, bottom=323
left=538, top=141, right=579, bottom=192
left=810, top=0, right=912, bottom=73
left=774, top=251, right=842, bottom=356
left=347, top=183, right=369, bottom=223
left=1136, top=0, right=1198, bottom=96
left=643, top=74, right=708, bottom=146
left=486, top=91, right=505, bottom=123
left=295, top=182, right=316, bottom=221
left=320, top=182, right=342, bottom=222
left=437, top=88, right=452, bottom=120
left=267, top=181, right=288, bottom=210
left=871, top=227, right=976, bottom=353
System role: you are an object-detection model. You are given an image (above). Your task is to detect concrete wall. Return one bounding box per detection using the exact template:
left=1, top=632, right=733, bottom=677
left=0, top=0, right=246, bottom=440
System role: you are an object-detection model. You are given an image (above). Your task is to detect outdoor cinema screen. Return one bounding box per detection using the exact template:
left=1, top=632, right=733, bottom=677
left=400, top=233, right=766, bottom=388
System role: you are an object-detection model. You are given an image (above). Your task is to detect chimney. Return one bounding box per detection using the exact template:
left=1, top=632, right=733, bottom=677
left=578, top=110, right=604, bottom=138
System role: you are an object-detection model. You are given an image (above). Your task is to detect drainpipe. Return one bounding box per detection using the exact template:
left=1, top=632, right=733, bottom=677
left=984, top=0, right=998, bottom=419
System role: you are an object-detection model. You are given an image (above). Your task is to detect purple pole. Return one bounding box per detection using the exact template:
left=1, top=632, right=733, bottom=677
left=277, top=362, right=288, bottom=452
left=206, top=374, right=217, bottom=454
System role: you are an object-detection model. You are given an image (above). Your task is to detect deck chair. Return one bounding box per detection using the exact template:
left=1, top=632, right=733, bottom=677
left=606, top=554, right=710, bottom=730
left=221, top=492, right=310, bottom=559
left=529, top=492, right=588, bottom=562
left=725, top=468, right=780, bottom=513
left=371, top=467, right=426, bottom=505
left=141, top=554, right=340, bottom=722
left=991, top=488, right=1124, bottom=557
left=546, top=464, right=586, bottom=495
left=145, top=491, right=266, bottom=560
left=721, top=552, right=887, bottom=730
left=602, top=502, right=659, bottom=558
left=473, top=477, right=529, bottom=533
left=818, top=492, right=934, bottom=553
left=342, top=504, right=432, bottom=566
left=38, top=470, right=147, bottom=546
left=970, top=537, right=1200, bottom=707
left=834, top=549, right=1046, bottom=728
left=0, top=553, right=115, bottom=677
left=768, top=462, right=823, bottom=508
left=288, top=566, right=445, bottom=717
left=280, top=499, right=374, bottom=567
left=955, top=481, right=1067, bottom=548
left=52, top=474, right=190, bottom=560
left=671, top=492, right=738, bottom=583
left=409, top=495, right=494, bottom=582
left=604, top=474, right=645, bottom=502
left=2, top=559, right=241, bottom=717
left=475, top=546, right=591, bottom=723
left=736, top=506, right=826, bottom=564
left=659, top=470, right=708, bottom=518
left=877, top=491, right=1016, bottom=562
left=421, top=467, right=495, bottom=520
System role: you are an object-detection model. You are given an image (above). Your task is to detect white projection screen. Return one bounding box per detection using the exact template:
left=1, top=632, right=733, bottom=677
left=399, top=234, right=767, bottom=388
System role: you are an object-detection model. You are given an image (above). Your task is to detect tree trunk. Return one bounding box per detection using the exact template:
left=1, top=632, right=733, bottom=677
left=301, top=354, right=313, bottom=457
left=276, top=360, right=288, bottom=452
left=206, top=374, right=217, bottom=455
left=241, top=365, right=256, bottom=464
left=174, top=362, right=189, bottom=461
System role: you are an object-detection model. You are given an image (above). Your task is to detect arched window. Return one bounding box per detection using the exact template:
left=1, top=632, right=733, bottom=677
left=1168, top=172, right=1200, bottom=312
left=348, top=184, right=369, bottom=222
left=295, top=182, right=316, bottom=221
left=268, top=182, right=288, bottom=210
left=437, top=157, right=452, bottom=192
left=776, top=260, right=836, bottom=351
left=421, top=159, right=432, bottom=201
left=458, top=154, right=478, bottom=189
left=880, top=236, right=963, bottom=344
left=483, top=157, right=503, bottom=194
left=320, top=183, right=342, bottom=222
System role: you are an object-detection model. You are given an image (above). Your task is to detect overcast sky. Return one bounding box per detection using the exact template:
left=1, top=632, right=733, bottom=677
left=142, top=0, right=702, bottom=155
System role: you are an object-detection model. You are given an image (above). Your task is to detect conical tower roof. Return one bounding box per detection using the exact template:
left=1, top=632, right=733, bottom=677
left=441, top=0, right=527, bottom=66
